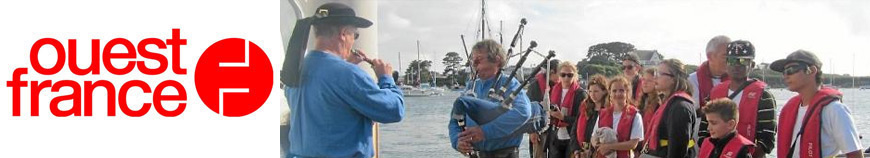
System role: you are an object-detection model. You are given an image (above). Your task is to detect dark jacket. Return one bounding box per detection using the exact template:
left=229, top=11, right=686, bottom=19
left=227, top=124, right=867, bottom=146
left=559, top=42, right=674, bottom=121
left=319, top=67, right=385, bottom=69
left=548, top=88, right=587, bottom=151
left=527, top=77, right=556, bottom=102
left=648, top=97, right=697, bottom=158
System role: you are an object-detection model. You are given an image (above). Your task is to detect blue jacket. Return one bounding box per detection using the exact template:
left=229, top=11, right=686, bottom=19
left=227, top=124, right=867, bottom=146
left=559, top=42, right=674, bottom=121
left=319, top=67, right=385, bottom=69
left=448, top=75, right=531, bottom=151
left=286, top=51, right=405, bottom=158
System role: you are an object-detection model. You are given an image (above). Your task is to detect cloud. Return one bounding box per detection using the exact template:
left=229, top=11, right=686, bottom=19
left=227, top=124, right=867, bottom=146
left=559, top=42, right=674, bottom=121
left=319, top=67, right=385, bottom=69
left=376, top=0, right=870, bottom=76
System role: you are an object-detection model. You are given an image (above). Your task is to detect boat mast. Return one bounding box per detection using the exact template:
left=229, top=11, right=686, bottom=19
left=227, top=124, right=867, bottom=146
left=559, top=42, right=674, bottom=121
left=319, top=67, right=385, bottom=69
left=417, top=40, right=421, bottom=86
left=398, top=52, right=402, bottom=85
left=481, top=0, right=486, bottom=40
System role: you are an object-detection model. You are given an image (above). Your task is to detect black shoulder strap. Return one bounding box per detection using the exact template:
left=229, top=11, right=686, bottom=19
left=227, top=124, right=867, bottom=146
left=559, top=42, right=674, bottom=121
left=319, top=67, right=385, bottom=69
left=281, top=17, right=315, bottom=87
left=727, top=79, right=758, bottom=100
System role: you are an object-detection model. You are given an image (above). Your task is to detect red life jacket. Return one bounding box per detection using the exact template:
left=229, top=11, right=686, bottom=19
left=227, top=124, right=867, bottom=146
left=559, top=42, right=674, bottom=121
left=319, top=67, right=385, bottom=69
left=638, top=94, right=659, bottom=137
left=645, top=91, right=694, bottom=151
left=551, top=82, right=580, bottom=127
left=699, top=133, right=755, bottom=158
left=633, top=77, right=644, bottom=103
left=697, top=61, right=729, bottom=108
left=598, top=105, right=639, bottom=158
left=709, top=80, right=766, bottom=141
left=576, top=101, right=592, bottom=144
left=535, top=73, right=549, bottom=95
left=776, top=87, right=842, bottom=158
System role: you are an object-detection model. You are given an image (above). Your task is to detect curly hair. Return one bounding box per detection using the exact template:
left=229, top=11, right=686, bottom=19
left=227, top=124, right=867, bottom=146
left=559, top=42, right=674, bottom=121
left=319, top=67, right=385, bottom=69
left=583, top=74, right=609, bottom=118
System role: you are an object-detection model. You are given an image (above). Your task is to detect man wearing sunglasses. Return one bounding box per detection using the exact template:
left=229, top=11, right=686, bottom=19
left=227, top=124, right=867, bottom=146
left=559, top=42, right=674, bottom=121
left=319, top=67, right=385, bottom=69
left=770, top=50, right=863, bottom=158
left=285, top=3, right=405, bottom=158
left=703, top=40, right=777, bottom=158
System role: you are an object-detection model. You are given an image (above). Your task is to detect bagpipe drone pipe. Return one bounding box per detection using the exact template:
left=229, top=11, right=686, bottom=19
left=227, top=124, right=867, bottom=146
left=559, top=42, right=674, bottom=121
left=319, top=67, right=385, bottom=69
left=451, top=49, right=556, bottom=138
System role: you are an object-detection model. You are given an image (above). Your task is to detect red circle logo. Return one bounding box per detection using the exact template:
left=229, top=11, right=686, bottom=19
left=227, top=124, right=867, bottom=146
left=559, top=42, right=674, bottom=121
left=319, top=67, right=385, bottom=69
left=195, top=38, right=272, bottom=117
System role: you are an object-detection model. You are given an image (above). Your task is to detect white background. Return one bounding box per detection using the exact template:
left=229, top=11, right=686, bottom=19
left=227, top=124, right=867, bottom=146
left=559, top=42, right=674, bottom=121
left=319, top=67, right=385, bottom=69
left=0, top=0, right=283, bottom=157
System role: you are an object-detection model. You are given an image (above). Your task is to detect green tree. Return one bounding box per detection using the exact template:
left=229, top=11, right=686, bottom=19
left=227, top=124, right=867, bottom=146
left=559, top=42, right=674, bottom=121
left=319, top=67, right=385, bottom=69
left=685, top=64, right=699, bottom=74
left=575, top=42, right=636, bottom=79
left=586, top=42, right=637, bottom=64
left=442, top=52, right=464, bottom=86
left=404, top=60, right=432, bottom=86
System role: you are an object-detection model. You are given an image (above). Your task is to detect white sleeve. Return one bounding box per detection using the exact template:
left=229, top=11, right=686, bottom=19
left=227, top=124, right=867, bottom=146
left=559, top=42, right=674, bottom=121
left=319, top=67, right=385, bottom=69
left=687, top=73, right=701, bottom=111
left=630, top=113, right=645, bottom=140
left=592, top=119, right=600, bottom=139
left=822, top=101, right=863, bottom=154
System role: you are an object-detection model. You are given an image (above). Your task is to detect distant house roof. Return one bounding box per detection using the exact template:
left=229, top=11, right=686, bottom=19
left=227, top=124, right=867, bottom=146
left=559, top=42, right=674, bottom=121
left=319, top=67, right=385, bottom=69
left=631, top=50, right=662, bottom=61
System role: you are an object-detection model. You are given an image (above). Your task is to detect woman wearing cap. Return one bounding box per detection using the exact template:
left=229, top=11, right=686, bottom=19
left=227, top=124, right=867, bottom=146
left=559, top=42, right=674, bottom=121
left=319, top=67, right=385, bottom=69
left=641, top=59, right=697, bottom=158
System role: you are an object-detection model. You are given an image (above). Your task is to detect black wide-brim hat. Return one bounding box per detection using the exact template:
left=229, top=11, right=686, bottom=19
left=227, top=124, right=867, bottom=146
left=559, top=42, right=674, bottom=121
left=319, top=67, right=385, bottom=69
left=312, top=3, right=372, bottom=28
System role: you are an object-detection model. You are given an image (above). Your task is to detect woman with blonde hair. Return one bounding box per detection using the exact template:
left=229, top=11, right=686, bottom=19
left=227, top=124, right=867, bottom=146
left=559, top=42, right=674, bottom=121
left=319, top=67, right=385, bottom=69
left=592, top=76, right=644, bottom=158
left=573, top=74, right=609, bottom=158
left=548, top=61, right=588, bottom=158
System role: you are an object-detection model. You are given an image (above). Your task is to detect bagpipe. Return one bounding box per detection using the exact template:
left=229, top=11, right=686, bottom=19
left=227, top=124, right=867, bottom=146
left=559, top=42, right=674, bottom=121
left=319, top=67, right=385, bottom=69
left=452, top=18, right=556, bottom=140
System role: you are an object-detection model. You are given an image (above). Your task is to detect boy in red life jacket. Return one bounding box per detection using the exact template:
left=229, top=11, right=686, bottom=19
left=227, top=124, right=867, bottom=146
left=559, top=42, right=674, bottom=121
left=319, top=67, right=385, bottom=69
left=699, top=98, right=754, bottom=158
left=705, top=40, right=776, bottom=158
left=770, top=50, right=863, bottom=158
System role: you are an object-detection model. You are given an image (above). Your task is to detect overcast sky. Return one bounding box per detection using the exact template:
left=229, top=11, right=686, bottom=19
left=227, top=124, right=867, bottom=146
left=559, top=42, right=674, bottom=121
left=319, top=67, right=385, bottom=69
left=374, top=0, right=870, bottom=76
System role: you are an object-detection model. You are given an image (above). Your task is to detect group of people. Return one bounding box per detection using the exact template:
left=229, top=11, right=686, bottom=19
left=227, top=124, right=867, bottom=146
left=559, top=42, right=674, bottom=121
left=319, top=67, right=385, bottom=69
left=450, top=35, right=864, bottom=158
left=283, top=3, right=863, bottom=158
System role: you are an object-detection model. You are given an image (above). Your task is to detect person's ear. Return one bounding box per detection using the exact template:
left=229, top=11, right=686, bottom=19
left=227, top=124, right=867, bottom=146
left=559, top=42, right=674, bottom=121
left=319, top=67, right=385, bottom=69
left=338, top=28, right=350, bottom=41
left=728, top=119, right=737, bottom=128
left=808, top=66, right=817, bottom=75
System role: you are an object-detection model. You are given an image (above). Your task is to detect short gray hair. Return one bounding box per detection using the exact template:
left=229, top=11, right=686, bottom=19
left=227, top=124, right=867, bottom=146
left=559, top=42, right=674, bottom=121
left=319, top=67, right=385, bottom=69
left=472, top=39, right=506, bottom=68
left=705, top=35, right=731, bottom=56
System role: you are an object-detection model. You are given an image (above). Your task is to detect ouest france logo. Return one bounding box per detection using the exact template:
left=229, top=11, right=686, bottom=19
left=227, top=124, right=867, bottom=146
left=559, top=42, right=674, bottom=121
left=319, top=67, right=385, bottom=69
left=5, top=28, right=272, bottom=117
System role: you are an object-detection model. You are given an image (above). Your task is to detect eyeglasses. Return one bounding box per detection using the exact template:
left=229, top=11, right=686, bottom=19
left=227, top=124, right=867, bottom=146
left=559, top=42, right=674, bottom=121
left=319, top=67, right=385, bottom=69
left=621, top=65, right=634, bottom=70
left=560, top=73, right=574, bottom=78
left=783, top=64, right=809, bottom=75
left=726, top=57, right=753, bottom=66
left=655, top=71, right=675, bottom=78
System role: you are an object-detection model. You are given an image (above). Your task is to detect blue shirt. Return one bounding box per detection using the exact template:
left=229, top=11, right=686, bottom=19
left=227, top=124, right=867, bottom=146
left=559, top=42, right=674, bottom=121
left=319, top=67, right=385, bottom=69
left=286, top=51, right=405, bottom=158
left=448, top=75, right=531, bottom=151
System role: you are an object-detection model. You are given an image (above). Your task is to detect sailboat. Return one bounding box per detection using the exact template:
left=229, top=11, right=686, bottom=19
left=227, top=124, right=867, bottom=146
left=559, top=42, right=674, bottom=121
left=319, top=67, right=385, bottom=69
left=402, top=40, right=444, bottom=97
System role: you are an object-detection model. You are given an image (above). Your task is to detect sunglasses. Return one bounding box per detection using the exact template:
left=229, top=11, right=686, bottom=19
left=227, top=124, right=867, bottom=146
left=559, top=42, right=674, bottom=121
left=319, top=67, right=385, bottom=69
left=726, top=57, right=753, bottom=66
left=560, top=73, right=574, bottom=78
left=621, top=65, right=634, bottom=70
left=655, top=71, right=675, bottom=78
left=783, top=64, right=809, bottom=75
